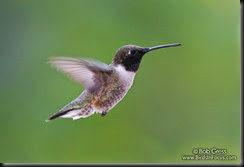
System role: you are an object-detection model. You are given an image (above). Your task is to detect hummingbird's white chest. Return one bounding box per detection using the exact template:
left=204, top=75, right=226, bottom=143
left=113, top=64, right=136, bottom=90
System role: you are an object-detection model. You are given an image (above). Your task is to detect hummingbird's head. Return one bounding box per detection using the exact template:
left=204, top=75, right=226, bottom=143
left=112, top=43, right=181, bottom=72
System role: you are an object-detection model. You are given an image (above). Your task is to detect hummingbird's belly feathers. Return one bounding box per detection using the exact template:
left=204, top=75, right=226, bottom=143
left=92, top=84, right=127, bottom=113
left=92, top=65, right=135, bottom=113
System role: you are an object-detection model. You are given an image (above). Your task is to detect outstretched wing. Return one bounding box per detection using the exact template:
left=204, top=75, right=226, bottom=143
left=48, top=57, right=113, bottom=93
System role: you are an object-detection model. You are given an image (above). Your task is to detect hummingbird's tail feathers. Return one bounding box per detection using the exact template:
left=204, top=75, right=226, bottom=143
left=60, top=109, right=82, bottom=118
left=45, top=108, right=75, bottom=121
left=46, top=108, right=95, bottom=121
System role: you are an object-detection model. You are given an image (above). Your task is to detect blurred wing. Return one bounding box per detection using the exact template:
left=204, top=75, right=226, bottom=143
left=49, top=57, right=112, bottom=93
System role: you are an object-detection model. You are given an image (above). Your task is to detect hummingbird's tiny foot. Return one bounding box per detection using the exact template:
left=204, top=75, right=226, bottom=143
left=101, top=111, right=107, bottom=117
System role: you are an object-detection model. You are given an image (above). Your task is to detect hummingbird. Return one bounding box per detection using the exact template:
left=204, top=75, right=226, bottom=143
left=46, top=43, right=181, bottom=122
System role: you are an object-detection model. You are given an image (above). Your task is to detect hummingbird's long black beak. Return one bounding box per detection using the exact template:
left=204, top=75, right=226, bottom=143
left=143, top=43, right=181, bottom=53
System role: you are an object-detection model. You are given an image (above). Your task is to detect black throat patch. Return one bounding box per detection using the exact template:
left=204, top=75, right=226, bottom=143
left=123, top=61, right=140, bottom=72
left=122, top=54, right=143, bottom=72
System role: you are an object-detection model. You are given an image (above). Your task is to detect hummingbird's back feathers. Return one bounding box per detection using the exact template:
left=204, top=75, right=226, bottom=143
left=48, top=57, right=113, bottom=93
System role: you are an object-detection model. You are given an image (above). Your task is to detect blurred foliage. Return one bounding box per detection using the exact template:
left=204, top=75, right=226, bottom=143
left=0, top=0, right=240, bottom=164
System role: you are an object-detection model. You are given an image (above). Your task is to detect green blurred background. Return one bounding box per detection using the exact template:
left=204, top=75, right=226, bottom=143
left=0, top=0, right=240, bottom=164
